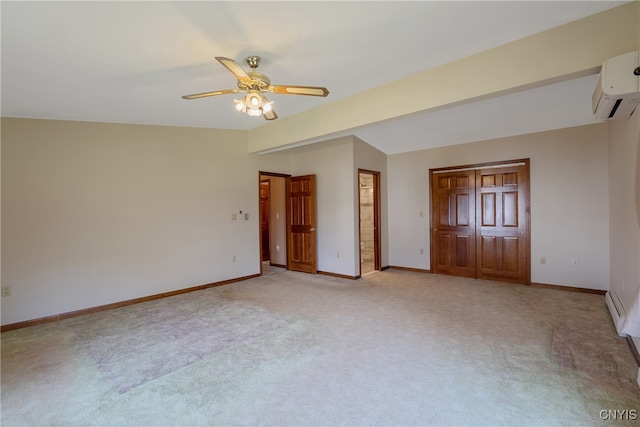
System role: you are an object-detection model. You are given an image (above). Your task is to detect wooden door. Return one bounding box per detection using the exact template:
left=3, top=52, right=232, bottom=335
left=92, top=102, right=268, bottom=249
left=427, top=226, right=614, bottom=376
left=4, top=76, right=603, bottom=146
left=431, top=170, right=477, bottom=278
left=430, top=160, right=530, bottom=285
left=286, top=174, right=317, bottom=274
left=476, top=165, right=529, bottom=283
left=260, top=180, right=270, bottom=261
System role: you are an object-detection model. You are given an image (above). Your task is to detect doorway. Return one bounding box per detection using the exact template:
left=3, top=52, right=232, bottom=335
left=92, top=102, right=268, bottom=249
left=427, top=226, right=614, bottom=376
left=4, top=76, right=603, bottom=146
left=259, top=172, right=318, bottom=275
left=259, top=172, right=289, bottom=275
left=429, top=159, right=530, bottom=284
left=359, top=170, right=381, bottom=276
left=260, top=179, right=270, bottom=262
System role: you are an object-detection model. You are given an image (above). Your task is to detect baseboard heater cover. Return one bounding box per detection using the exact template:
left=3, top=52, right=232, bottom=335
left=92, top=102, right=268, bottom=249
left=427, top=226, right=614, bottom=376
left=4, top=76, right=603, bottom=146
left=606, top=290, right=627, bottom=336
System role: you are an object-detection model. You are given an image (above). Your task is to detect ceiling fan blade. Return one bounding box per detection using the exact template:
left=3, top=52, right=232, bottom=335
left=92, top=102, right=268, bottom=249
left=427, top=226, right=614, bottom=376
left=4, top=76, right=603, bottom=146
left=215, top=57, right=253, bottom=83
left=263, top=108, right=278, bottom=121
left=182, top=89, right=239, bottom=100
left=270, top=85, right=329, bottom=97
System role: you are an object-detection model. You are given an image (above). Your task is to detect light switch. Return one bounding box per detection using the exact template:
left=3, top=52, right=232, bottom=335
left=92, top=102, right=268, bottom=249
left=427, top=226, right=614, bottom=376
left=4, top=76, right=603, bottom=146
left=244, top=213, right=249, bottom=221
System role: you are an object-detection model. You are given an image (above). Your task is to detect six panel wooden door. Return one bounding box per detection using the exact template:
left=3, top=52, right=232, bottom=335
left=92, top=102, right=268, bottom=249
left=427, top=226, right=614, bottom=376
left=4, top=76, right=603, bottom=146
left=286, top=174, right=317, bottom=274
left=476, top=165, right=529, bottom=283
left=431, top=170, right=477, bottom=278
left=431, top=161, right=530, bottom=284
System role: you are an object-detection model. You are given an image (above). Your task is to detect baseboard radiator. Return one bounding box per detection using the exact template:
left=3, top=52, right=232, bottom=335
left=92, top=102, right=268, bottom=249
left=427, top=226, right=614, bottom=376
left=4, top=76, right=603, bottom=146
left=605, top=290, right=640, bottom=389
left=606, top=290, right=627, bottom=336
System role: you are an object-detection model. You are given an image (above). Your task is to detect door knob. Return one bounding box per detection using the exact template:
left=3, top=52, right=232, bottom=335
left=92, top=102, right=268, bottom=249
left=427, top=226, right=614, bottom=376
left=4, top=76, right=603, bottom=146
left=310, top=228, right=316, bottom=232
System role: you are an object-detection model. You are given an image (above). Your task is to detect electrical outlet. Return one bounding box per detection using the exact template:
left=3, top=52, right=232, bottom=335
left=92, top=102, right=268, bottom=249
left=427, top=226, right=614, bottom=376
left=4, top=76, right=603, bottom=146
left=540, top=256, right=547, bottom=265
left=336, top=251, right=340, bottom=258
left=2, top=286, right=12, bottom=297
left=571, top=258, right=579, bottom=268
left=232, top=255, right=236, bottom=263
left=420, top=248, right=424, bottom=255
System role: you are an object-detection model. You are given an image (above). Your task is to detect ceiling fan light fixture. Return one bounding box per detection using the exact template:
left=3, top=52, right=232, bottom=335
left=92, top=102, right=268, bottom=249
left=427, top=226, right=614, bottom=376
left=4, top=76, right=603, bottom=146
left=233, top=92, right=274, bottom=118
left=249, top=94, right=261, bottom=106
left=247, top=107, right=263, bottom=117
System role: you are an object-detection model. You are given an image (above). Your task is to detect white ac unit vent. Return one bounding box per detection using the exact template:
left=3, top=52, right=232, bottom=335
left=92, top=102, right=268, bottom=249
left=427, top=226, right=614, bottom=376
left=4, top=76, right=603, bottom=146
left=592, top=50, right=640, bottom=121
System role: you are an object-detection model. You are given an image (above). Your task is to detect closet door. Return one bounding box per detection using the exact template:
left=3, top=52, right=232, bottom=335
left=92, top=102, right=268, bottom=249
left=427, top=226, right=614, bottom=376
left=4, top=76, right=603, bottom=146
left=430, top=160, right=530, bottom=285
left=476, top=165, right=529, bottom=284
left=431, top=170, right=477, bottom=278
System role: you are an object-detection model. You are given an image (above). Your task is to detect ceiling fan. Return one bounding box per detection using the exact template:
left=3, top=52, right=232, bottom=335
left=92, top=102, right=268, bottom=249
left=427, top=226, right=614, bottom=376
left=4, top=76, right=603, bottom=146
left=182, top=56, right=329, bottom=121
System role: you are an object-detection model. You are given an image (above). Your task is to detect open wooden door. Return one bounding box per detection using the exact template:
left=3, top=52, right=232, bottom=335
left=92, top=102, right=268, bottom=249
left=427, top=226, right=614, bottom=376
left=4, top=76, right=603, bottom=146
left=286, top=174, right=317, bottom=274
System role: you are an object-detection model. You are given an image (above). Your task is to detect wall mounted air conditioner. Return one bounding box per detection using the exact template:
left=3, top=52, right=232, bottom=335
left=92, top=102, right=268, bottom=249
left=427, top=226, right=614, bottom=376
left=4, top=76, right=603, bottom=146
left=592, top=50, right=640, bottom=121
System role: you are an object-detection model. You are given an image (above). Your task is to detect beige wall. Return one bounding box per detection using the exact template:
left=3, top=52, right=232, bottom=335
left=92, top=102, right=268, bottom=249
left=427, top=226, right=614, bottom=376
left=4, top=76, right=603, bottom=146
left=387, top=123, right=610, bottom=289
left=1, top=122, right=389, bottom=325
left=288, top=136, right=357, bottom=276
left=0, top=118, right=290, bottom=325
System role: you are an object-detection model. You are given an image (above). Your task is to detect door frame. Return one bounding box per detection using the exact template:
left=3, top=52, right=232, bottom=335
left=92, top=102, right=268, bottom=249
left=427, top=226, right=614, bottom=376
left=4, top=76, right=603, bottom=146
left=358, top=169, right=382, bottom=275
left=429, top=158, right=531, bottom=284
left=258, top=171, right=291, bottom=276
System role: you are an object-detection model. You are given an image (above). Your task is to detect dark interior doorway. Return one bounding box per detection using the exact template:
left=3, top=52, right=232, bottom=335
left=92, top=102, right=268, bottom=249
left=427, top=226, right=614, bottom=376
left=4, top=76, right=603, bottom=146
left=260, top=179, right=270, bottom=262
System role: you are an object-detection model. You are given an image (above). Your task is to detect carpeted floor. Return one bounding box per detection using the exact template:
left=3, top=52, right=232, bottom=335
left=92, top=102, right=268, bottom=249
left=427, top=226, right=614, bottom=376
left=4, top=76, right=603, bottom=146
left=262, top=261, right=287, bottom=276
left=1, top=269, right=639, bottom=426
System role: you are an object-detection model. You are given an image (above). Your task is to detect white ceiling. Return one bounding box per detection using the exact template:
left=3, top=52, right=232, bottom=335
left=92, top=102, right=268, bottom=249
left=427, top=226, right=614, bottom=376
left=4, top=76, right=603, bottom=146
left=1, top=1, right=624, bottom=155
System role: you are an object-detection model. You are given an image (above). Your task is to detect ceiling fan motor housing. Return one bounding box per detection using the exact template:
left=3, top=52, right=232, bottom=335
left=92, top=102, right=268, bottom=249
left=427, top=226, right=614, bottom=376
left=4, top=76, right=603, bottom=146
left=238, top=71, right=270, bottom=91
left=246, top=56, right=261, bottom=69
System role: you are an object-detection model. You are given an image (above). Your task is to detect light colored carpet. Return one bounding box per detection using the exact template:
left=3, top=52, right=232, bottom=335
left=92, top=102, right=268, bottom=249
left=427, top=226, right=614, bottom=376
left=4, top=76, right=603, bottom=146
left=68, top=299, right=295, bottom=393
left=1, top=269, right=639, bottom=426
left=262, top=262, right=286, bottom=276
